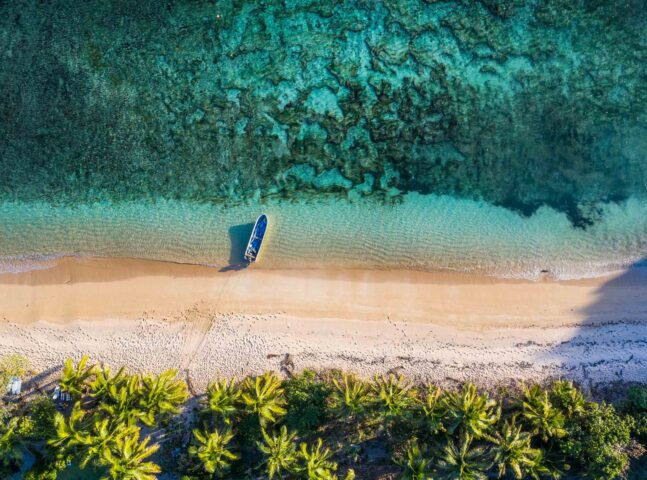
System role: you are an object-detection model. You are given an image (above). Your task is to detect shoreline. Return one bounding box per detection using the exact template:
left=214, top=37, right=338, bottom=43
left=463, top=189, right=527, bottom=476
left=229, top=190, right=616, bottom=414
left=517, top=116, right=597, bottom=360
left=0, top=256, right=646, bottom=389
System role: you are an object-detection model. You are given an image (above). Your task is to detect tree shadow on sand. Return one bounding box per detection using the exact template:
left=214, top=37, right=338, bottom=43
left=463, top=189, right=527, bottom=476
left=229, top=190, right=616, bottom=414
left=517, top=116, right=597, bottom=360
left=219, top=223, right=254, bottom=272
left=542, top=257, right=647, bottom=390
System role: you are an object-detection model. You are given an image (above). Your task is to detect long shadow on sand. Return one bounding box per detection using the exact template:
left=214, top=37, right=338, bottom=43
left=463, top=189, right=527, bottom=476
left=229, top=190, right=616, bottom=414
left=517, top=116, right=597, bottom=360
left=219, top=222, right=254, bottom=272
left=546, top=257, right=647, bottom=389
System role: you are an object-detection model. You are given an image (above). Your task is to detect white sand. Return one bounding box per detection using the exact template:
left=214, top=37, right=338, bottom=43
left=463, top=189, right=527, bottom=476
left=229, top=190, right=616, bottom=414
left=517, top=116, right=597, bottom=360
left=0, top=257, right=646, bottom=390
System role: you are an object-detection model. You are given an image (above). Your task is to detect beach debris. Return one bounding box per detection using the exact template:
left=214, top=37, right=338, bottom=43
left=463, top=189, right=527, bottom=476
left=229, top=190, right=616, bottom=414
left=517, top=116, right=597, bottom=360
left=52, top=385, right=73, bottom=402
left=7, top=376, right=21, bottom=395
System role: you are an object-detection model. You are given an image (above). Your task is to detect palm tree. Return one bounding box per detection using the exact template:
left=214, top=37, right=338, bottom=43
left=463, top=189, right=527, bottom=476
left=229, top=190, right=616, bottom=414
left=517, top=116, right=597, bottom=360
left=205, top=377, right=241, bottom=426
left=138, top=369, right=188, bottom=426
left=100, top=428, right=160, bottom=480
left=549, top=380, right=589, bottom=419
left=298, top=438, right=338, bottom=479
left=372, top=374, right=417, bottom=421
left=520, top=385, right=566, bottom=442
left=257, top=425, right=298, bottom=479
left=189, top=428, right=239, bottom=477
left=330, top=372, right=372, bottom=419
left=241, top=372, right=287, bottom=427
left=100, top=374, right=144, bottom=427
left=423, top=386, right=447, bottom=435
left=49, top=402, right=92, bottom=460
left=395, top=440, right=432, bottom=480
left=89, top=364, right=127, bottom=403
left=491, top=417, right=548, bottom=479
left=79, top=418, right=135, bottom=470
left=60, top=355, right=96, bottom=398
left=436, top=434, right=489, bottom=480
left=0, top=417, right=24, bottom=470
left=443, top=384, right=499, bottom=439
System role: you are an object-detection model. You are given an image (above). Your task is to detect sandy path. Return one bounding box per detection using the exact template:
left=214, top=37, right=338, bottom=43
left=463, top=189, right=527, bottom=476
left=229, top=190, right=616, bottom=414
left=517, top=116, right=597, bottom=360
left=0, top=257, right=646, bottom=389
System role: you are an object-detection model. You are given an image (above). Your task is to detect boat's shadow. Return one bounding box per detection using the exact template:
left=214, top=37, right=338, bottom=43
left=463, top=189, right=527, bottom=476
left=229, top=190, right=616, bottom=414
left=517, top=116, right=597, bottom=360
left=219, top=223, right=254, bottom=272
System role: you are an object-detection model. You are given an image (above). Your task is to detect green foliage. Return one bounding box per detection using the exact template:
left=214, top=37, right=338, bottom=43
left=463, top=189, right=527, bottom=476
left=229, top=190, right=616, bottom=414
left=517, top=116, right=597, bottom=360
left=372, top=374, right=417, bottom=421
left=490, top=416, right=548, bottom=480
left=549, top=380, right=589, bottom=419
left=297, top=438, right=338, bottom=479
left=25, top=396, right=58, bottom=441
left=205, top=377, right=241, bottom=426
left=284, top=370, right=331, bottom=434
left=99, top=428, right=160, bottom=480
left=625, top=385, right=647, bottom=413
left=60, top=355, right=96, bottom=398
left=443, top=384, right=499, bottom=439
left=257, top=425, right=298, bottom=479
left=5, top=357, right=647, bottom=479
left=520, top=384, right=566, bottom=442
left=189, top=428, right=239, bottom=477
left=0, top=353, right=29, bottom=389
left=423, top=386, right=447, bottom=436
left=558, top=402, right=634, bottom=480
left=436, top=433, right=489, bottom=480
left=241, top=372, right=288, bottom=427
left=0, top=417, right=24, bottom=470
left=138, top=369, right=188, bottom=426
left=395, top=440, right=432, bottom=480
left=330, top=372, right=373, bottom=419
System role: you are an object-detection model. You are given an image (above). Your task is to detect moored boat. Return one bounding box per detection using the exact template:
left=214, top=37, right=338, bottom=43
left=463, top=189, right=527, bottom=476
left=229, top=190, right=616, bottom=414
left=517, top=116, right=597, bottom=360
left=243, top=214, right=268, bottom=263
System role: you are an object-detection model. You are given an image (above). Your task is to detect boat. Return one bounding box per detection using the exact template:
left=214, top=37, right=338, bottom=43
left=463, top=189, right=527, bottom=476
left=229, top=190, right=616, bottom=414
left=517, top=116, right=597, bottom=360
left=243, top=214, right=268, bottom=263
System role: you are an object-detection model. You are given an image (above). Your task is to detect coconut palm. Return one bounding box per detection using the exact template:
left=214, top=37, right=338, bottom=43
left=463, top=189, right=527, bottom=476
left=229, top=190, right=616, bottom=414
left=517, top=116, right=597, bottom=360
left=60, top=355, right=96, bottom=398
left=100, top=374, right=145, bottom=427
left=100, top=428, right=160, bottom=480
left=138, top=369, right=188, bottom=426
left=89, top=364, right=127, bottom=403
left=79, top=418, right=135, bottom=470
left=298, top=438, right=338, bottom=479
left=395, top=440, right=432, bottom=480
left=0, top=417, right=24, bottom=470
left=372, top=374, right=417, bottom=420
left=423, top=386, right=447, bottom=435
left=257, top=425, right=298, bottom=479
left=205, top=377, right=241, bottom=426
left=520, top=385, right=566, bottom=442
left=241, top=372, right=287, bottom=427
left=491, top=416, right=548, bottom=479
left=189, top=428, right=239, bottom=477
left=330, top=372, right=372, bottom=419
left=549, top=380, right=589, bottom=419
left=443, top=384, right=499, bottom=439
left=49, top=402, right=92, bottom=459
left=436, top=434, right=489, bottom=480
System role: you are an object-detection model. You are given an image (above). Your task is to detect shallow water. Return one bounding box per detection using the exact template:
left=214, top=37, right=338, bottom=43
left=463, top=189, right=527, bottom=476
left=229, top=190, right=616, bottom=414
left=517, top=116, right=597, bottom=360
left=0, top=1, right=645, bottom=278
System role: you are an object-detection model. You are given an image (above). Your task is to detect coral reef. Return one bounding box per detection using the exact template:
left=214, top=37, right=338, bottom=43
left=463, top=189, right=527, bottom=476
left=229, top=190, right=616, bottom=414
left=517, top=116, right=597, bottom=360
left=0, top=0, right=644, bottom=226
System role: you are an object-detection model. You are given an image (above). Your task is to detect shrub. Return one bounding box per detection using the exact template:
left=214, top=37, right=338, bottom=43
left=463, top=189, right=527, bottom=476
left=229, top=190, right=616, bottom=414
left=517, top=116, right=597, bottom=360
left=0, top=353, right=29, bottom=390
left=25, top=396, right=57, bottom=441
left=559, top=402, right=634, bottom=479
left=283, top=369, right=331, bottom=434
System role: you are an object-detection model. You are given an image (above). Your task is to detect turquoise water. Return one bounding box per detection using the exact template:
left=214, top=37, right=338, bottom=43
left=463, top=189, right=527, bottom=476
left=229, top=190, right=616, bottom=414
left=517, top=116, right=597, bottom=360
left=0, top=1, right=645, bottom=278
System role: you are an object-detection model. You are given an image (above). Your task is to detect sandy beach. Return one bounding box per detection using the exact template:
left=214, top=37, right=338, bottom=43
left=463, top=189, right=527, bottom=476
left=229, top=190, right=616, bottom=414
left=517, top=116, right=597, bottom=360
left=0, top=257, right=646, bottom=390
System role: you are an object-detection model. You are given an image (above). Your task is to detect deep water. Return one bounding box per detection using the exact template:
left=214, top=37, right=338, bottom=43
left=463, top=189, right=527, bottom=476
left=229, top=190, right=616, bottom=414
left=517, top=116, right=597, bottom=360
left=0, top=0, right=645, bottom=276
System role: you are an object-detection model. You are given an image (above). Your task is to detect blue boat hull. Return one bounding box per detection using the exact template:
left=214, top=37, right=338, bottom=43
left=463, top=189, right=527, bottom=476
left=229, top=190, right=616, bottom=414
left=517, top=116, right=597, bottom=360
left=243, top=214, right=268, bottom=262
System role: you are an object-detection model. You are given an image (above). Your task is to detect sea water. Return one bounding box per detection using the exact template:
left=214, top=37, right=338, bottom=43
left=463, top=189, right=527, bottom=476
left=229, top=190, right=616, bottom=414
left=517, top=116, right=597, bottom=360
left=0, top=0, right=645, bottom=279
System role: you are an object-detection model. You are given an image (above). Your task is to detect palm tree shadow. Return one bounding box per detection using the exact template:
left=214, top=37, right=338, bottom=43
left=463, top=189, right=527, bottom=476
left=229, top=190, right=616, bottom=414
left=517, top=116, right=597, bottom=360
left=219, top=223, right=254, bottom=272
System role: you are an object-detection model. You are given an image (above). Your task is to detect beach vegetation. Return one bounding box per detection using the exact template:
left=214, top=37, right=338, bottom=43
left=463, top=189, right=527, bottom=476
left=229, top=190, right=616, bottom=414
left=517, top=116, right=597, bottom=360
left=0, top=353, right=30, bottom=389
left=60, top=355, right=96, bottom=399
left=241, top=372, right=288, bottom=428
left=283, top=369, right=331, bottom=434
left=2, top=358, right=645, bottom=479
